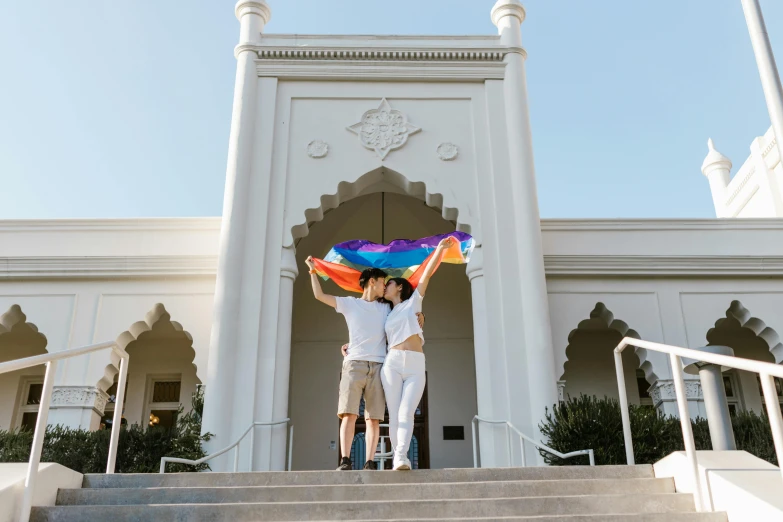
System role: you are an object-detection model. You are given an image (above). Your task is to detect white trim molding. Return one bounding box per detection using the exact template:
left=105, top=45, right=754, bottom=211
left=4, top=254, right=783, bottom=279
left=0, top=256, right=218, bottom=279
left=543, top=255, right=783, bottom=276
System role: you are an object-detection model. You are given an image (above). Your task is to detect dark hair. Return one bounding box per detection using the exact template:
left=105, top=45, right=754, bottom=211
left=359, top=268, right=388, bottom=289
left=387, top=277, right=414, bottom=302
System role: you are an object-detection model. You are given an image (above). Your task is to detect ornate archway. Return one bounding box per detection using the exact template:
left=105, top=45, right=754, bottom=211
left=288, top=188, right=476, bottom=470
left=705, top=300, right=783, bottom=414
left=560, top=303, right=655, bottom=405
left=0, top=305, right=48, bottom=430
left=100, top=304, right=199, bottom=429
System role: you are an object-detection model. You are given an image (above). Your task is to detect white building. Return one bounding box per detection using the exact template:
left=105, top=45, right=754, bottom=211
left=1, top=0, right=783, bottom=472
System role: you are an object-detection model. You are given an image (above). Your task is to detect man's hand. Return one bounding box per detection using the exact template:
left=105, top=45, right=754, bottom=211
left=341, top=343, right=349, bottom=357
left=416, top=312, right=425, bottom=329
left=305, top=256, right=315, bottom=270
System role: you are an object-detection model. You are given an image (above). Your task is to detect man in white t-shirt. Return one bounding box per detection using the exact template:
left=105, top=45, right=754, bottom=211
left=304, top=257, right=423, bottom=470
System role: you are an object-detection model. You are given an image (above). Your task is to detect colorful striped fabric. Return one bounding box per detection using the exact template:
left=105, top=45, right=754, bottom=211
left=312, top=232, right=475, bottom=293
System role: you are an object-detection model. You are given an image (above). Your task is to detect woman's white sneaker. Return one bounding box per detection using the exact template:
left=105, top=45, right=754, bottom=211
left=393, top=457, right=411, bottom=470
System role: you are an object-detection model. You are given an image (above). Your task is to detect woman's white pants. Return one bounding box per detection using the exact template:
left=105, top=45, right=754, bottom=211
left=381, top=350, right=426, bottom=463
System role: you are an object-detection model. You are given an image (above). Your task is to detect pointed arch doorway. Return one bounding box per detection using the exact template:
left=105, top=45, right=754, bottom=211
left=288, top=189, right=476, bottom=471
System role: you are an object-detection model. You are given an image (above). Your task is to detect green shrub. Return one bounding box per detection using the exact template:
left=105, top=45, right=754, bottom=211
left=539, top=394, right=775, bottom=466
left=0, top=387, right=213, bottom=473
left=730, top=409, right=777, bottom=465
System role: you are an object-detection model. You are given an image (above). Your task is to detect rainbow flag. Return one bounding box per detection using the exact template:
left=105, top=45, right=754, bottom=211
left=312, top=232, right=475, bottom=293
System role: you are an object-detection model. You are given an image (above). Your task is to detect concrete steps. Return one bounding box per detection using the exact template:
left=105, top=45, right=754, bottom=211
left=31, top=465, right=728, bottom=522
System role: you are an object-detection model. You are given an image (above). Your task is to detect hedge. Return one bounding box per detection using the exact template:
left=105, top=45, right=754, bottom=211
left=539, top=394, right=776, bottom=466
left=0, top=388, right=212, bottom=473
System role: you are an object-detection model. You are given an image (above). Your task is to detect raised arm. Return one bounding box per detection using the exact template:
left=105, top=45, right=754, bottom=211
left=416, top=237, right=454, bottom=297
left=305, top=256, right=337, bottom=308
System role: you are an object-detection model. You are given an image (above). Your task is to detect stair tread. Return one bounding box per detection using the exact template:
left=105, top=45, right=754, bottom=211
left=33, top=493, right=700, bottom=521
left=57, top=478, right=675, bottom=505
left=82, top=465, right=655, bottom=488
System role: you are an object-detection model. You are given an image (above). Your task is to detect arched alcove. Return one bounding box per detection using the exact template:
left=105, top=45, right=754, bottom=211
left=0, top=305, right=48, bottom=430
left=705, top=300, right=783, bottom=414
left=100, top=304, right=200, bottom=430
left=288, top=176, right=477, bottom=471
left=560, top=303, right=654, bottom=405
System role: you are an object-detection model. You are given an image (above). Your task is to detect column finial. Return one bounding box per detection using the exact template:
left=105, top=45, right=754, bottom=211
left=235, top=1, right=271, bottom=24
left=491, top=0, right=526, bottom=27
left=701, top=138, right=732, bottom=175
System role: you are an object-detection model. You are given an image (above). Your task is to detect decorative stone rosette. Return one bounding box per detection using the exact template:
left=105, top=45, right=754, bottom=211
left=347, top=98, right=421, bottom=159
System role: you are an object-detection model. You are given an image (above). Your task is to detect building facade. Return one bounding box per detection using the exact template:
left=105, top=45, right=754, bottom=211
left=1, top=0, right=783, bottom=472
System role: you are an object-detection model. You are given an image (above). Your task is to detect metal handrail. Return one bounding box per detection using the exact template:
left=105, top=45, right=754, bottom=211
left=614, top=336, right=783, bottom=513
left=160, top=419, right=293, bottom=473
left=472, top=416, right=595, bottom=468
left=0, top=341, right=128, bottom=522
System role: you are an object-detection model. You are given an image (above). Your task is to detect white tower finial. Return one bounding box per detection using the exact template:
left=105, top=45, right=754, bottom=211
left=701, top=138, right=732, bottom=175
left=701, top=138, right=732, bottom=217
left=235, top=1, right=271, bottom=45
left=491, top=0, right=526, bottom=28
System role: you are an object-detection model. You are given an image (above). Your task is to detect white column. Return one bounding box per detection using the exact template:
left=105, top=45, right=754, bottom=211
left=701, top=138, right=732, bottom=217
left=491, top=0, right=559, bottom=457
left=269, top=246, right=298, bottom=470
left=741, top=0, right=783, bottom=164
left=467, top=246, right=509, bottom=467
left=48, top=292, right=105, bottom=430
left=201, top=0, right=270, bottom=469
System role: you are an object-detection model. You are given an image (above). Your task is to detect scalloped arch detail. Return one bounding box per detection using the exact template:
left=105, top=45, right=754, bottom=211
left=284, top=166, right=475, bottom=248
left=0, top=304, right=48, bottom=356
left=707, top=300, right=783, bottom=363
left=98, top=303, right=197, bottom=392
left=562, top=302, right=658, bottom=385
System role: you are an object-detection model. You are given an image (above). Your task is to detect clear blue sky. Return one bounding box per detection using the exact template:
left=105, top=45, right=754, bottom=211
left=1, top=1, right=781, bottom=219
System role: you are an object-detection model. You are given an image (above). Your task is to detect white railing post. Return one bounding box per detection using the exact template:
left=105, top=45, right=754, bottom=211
left=19, top=359, right=57, bottom=522
left=614, top=347, right=635, bottom=465
left=249, top=427, right=255, bottom=472
left=759, top=373, right=783, bottom=487
left=519, top=434, right=526, bottom=467
left=287, top=424, right=294, bottom=471
left=670, top=353, right=705, bottom=512
left=106, top=351, right=128, bottom=474
left=471, top=417, right=478, bottom=468
left=506, top=423, right=513, bottom=467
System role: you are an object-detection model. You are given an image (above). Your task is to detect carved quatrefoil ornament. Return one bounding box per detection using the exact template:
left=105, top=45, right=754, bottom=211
left=347, top=98, right=421, bottom=160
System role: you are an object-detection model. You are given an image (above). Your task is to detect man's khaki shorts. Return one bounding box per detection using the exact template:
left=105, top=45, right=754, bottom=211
left=338, top=360, right=386, bottom=421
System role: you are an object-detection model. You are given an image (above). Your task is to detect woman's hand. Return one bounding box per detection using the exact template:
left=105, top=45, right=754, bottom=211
left=305, top=256, right=315, bottom=270
left=437, top=237, right=454, bottom=250
left=341, top=343, right=349, bottom=357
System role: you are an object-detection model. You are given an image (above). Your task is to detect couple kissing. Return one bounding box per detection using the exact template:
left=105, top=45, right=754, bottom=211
left=305, top=236, right=457, bottom=471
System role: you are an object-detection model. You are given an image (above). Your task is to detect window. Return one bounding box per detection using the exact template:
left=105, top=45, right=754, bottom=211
left=756, top=375, right=783, bottom=413
left=16, top=378, right=44, bottom=431
left=636, top=370, right=653, bottom=407
left=145, top=376, right=181, bottom=431
left=724, top=372, right=742, bottom=415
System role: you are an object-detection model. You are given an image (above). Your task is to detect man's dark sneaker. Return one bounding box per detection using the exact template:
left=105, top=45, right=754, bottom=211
left=363, top=460, right=377, bottom=470
left=336, top=457, right=351, bottom=470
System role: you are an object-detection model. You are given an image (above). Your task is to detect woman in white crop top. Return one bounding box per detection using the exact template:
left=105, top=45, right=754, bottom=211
left=380, top=236, right=454, bottom=470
